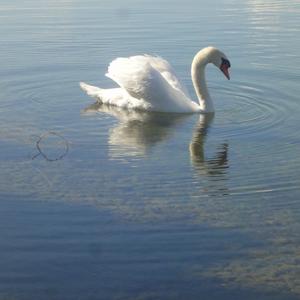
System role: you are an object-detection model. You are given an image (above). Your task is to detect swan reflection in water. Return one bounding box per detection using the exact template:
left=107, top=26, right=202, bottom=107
left=83, top=102, right=191, bottom=158
left=190, top=113, right=229, bottom=177
left=83, top=103, right=229, bottom=180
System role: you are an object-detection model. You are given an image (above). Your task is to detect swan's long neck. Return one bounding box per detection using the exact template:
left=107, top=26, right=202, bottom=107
left=191, top=51, right=214, bottom=113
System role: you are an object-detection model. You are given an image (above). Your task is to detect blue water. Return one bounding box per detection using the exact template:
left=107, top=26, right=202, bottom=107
left=1, top=0, right=300, bottom=299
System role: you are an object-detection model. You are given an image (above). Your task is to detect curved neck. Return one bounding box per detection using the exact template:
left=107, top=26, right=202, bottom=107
left=191, top=52, right=214, bottom=113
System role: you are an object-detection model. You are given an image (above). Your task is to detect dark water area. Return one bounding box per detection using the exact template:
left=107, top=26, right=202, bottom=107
left=1, top=0, right=300, bottom=299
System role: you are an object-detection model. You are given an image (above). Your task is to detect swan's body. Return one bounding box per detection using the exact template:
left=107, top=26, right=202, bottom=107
left=80, top=47, right=230, bottom=113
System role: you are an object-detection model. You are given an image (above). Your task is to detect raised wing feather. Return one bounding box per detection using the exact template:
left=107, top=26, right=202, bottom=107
left=105, top=55, right=190, bottom=107
left=142, top=55, right=190, bottom=97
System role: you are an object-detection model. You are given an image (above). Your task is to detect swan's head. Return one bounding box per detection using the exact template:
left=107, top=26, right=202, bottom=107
left=197, top=47, right=231, bottom=80
left=209, top=47, right=231, bottom=80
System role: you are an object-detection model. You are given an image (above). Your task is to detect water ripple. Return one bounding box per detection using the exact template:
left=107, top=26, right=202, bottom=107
left=215, top=80, right=296, bottom=139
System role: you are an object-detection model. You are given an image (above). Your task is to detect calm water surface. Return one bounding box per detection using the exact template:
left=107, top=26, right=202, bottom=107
left=1, top=0, right=300, bottom=299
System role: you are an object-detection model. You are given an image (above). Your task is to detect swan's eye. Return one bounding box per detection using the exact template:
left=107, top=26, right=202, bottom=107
left=221, top=57, right=231, bottom=68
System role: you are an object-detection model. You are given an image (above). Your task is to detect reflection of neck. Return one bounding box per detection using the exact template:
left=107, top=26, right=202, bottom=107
left=190, top=113, right=229, bottom=177
left=191, top=53, right=214, bottom=113
left=189, top=113, right=214, bottom=162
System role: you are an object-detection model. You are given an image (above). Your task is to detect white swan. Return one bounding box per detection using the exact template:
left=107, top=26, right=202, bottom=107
left=80, top=46, right=231, bottom=113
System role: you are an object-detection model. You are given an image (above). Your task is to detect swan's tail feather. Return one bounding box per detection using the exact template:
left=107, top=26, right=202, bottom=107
left=80, top=81, right=151, bottom=110
left=79, top=82, right=103, bottom=98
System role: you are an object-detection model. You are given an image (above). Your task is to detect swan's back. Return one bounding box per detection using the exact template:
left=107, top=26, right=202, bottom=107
left=107, top=55, right=190, bottom=98
left=81, top=54, right=200, bottom=113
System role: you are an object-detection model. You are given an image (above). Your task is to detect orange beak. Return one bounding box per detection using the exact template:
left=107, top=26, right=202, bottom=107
left=220, top=64, right=230, bottom=80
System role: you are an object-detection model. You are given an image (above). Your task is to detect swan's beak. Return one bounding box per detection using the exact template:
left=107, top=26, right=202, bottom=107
left=220, top=64, right=230, bottom=80
left=220, top=59, right=231, bottom=80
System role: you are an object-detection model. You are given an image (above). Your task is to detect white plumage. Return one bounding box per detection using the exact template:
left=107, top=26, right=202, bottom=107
left=80, top=47, right=230, bottom=113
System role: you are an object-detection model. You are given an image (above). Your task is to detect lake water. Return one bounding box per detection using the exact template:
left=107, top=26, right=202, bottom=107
left=1, top=0, right=300, bottom=299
